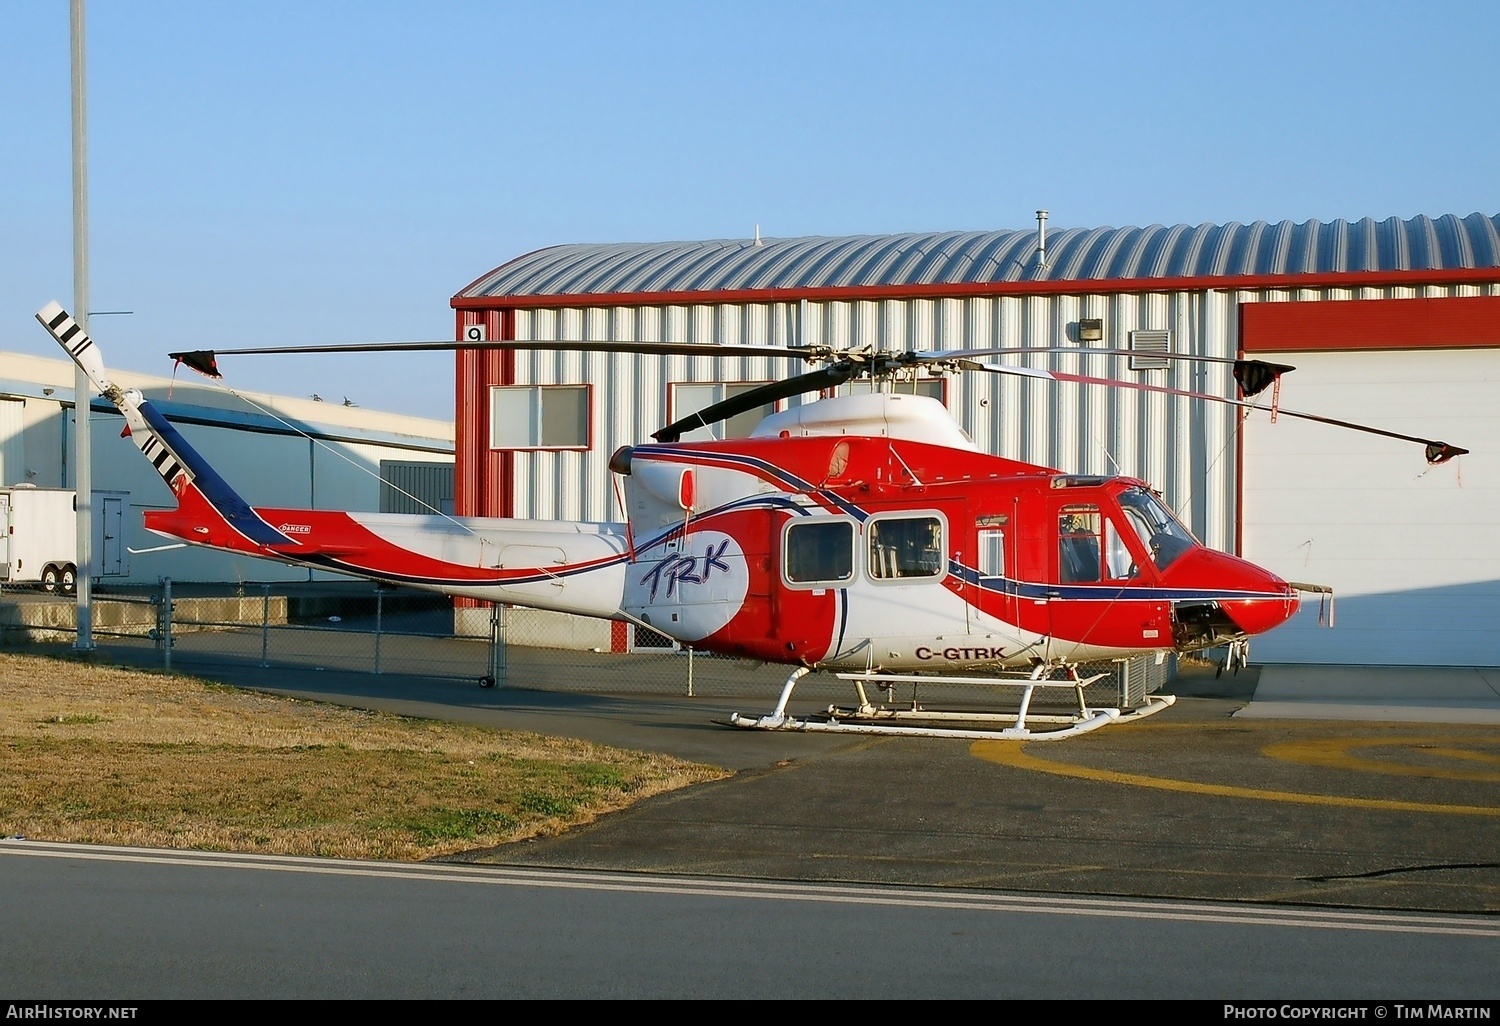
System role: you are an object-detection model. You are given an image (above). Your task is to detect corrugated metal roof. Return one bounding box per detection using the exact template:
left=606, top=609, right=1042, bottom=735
left=459, top=213, right=1500, bottom=300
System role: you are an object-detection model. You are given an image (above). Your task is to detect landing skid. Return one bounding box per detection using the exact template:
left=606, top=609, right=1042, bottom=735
left=726, top=664, right=1177, bottom=740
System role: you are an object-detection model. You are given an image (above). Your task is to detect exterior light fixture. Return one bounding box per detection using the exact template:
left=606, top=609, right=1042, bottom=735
left=1077, top=318, right=1104, bottom=342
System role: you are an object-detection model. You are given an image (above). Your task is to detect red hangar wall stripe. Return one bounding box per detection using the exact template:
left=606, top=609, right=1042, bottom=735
left=1233, top=291, right=1500, bottom=557
left=1240, top=294, right=1500, bottom=352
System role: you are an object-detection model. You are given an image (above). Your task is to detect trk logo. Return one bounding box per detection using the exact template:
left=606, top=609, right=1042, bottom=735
left=642, top=539, right=732, bottom=601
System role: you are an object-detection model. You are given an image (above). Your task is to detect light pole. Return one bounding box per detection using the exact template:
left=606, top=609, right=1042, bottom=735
left=71, top=0, right=94, bottom=650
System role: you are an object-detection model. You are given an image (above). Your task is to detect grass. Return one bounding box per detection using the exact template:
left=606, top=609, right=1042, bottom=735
left=0, top=653, right=729, bottom=860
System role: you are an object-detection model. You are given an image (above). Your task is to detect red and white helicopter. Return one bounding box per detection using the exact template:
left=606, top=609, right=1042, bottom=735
left=38, top=301, right=1466, bottom=739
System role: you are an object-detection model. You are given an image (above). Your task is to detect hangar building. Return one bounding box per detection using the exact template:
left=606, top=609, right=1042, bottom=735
left=0, top=350, right=454, bottom=585
left=451, top=212, right=1500, bottom=667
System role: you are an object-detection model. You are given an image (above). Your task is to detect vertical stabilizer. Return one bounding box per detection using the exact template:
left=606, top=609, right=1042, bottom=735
left=35, top=302, right=279, bottom=542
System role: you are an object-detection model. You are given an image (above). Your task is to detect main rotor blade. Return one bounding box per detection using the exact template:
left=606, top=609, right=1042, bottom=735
left=971, top=363, right=1466, bottom=464
left=652, top=364, right=858, bottom=443
left=920, top=347, right=1296, bottom=397
left=168, top=338, right=821, bottom=379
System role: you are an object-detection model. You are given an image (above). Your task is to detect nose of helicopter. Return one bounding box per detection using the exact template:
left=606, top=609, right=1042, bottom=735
left=1160, top=547, right=1300, bottom=638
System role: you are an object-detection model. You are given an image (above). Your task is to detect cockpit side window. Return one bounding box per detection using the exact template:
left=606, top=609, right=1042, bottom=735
left=1058, top=508, right=1102, bottom=583
left=1103, top=518, right=1136, bottom=579
left=1116, top=487, right=1196, bottom=571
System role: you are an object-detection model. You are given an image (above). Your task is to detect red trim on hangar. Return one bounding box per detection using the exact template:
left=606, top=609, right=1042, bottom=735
left=453, top=267, right=1500, bottom=312
left=455, top=307, right=515, bottom=521
left=453, top=308, right=516, bottom=609
left=1241, top=294, right=1500, bottom=352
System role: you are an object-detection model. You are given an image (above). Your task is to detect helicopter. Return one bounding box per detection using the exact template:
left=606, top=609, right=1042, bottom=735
left=37, top=301, right=1466, bottom=739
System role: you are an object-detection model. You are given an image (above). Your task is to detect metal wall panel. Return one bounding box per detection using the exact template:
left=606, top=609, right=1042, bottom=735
left=508, top=292, right=1241, bottom=548
left=379, top=460, right=456, bottom=516
left=0, top=399, right=24, bottom=487
left=495, top=282, right=1499, bottom=558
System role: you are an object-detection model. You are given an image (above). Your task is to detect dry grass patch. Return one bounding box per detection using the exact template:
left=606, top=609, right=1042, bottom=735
left=0, top=653, right=729, bottom=859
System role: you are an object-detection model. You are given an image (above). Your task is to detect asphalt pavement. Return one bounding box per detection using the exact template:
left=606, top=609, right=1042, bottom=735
left=8, top=841, right=1496, bottom=999
left=162, top=657, right=1500, bottom=916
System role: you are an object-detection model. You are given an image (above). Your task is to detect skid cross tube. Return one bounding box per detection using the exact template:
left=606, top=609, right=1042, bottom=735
left=726, top=663, right=1170, bottom=740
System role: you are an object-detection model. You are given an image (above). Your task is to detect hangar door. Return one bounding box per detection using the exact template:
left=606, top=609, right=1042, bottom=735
left=1239, top=295, right=1500, bottom=666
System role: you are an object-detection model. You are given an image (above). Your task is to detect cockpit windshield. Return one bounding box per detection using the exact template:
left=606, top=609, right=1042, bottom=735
left=1116, top=487, right=1197, bottom=571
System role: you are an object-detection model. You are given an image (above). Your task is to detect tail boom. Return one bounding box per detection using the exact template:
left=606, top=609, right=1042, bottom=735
left=37, top=301, right=630, bottom=618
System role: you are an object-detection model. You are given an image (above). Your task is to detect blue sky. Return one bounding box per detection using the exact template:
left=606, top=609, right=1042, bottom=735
left=3, top=1, right=1497, bottom=416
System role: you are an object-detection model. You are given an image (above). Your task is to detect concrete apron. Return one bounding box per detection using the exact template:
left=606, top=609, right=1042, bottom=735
left=1237, top=664, right=1500, bottom=724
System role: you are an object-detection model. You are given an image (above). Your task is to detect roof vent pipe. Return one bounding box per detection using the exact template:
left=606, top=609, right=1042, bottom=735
left=753, top=224, right=763, bottom=247
left=1035, top=209, right=1049, bottom=271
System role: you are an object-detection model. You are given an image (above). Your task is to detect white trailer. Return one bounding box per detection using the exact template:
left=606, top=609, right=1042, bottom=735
left=0, top=486, right=78, bottom=594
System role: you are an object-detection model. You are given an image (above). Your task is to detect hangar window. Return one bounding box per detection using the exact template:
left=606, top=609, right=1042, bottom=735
left=490, top=385, right=590, bottom=449
left=843, top=378, right=946, bottom=403
left=670, top=382, right=776, bottom=441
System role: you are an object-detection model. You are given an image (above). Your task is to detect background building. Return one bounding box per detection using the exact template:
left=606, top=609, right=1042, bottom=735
left=0, top=351, right=454, bottom=584
left=451, top=212, right=1500, bottom=667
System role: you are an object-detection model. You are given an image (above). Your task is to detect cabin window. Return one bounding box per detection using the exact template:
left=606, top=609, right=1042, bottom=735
left=784, top=519, right=854, bottom=585
left=490, top=385, right=590, bottom=449
left=1058, top=509, right=1102, bottom=583
left=670, top=382, right=777, bottom=441
left=978, top=528, right=1005, bottom=578
left=869, top=515, right=945, bottom=580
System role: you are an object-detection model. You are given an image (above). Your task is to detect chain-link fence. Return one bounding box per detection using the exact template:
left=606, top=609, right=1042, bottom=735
left=0, top=581, right=496, bottom=682
left=0, top=581, right=1172, bottom=712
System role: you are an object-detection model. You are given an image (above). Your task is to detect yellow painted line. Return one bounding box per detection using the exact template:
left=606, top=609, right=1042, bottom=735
left=1431, top=745, right=1500, bottom=767
left=970, top=741, right=1500, bottom=817
left=1262, top=737, right=1500, bottom=782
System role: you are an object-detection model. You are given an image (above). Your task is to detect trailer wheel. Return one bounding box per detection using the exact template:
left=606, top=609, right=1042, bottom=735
left=60, top=565, right=77, bottom=596
left=40, top=566, right=59, bottom=593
